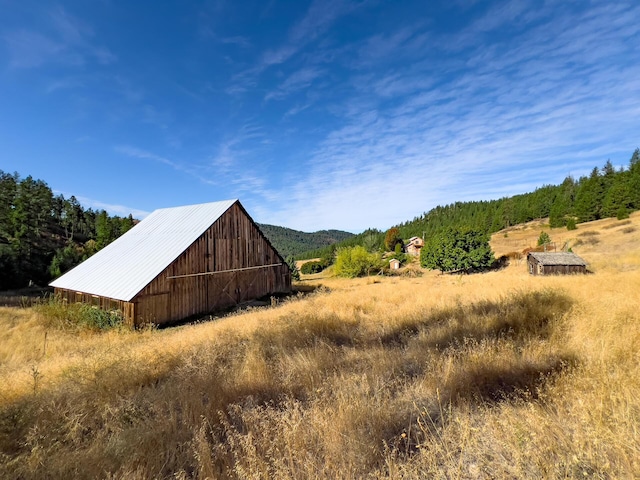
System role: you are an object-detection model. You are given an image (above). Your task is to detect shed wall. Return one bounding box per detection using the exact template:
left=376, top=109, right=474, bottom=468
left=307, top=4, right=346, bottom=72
left=527, top=257, right=587, bottom=275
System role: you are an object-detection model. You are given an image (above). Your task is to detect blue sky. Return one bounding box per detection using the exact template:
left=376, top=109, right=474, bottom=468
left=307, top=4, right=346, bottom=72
left=1, top=1, right=639, bottom=233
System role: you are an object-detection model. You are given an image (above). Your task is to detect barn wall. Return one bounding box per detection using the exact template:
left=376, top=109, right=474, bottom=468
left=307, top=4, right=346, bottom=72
left=133, top=202, right=291, bottom=325
left=543, top=265, right=587, bottom=275
left=527, top=257, right=539, bottom=275
left=53, top=288, right=136, bottom=327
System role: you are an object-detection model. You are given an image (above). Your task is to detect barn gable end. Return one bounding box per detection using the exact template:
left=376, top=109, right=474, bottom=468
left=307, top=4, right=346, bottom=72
left=51, top=200, right=291, bottom=326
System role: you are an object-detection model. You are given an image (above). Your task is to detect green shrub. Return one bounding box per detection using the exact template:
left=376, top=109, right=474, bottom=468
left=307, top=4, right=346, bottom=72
left=616, top=207, right=630, bottom=220
left=566, top=218, right=577, bottom=230
left=537, top=231, right=551, bottom=246
left=334, top=246, right=383, bottom=278
left=300, top=261, right=325, bottom=275
left=35, top=295, right=124, bottom=331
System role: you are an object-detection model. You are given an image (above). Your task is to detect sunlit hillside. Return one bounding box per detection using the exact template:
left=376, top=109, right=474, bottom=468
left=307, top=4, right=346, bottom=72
left=491, top=211, right=640, bottom=271
left=1, top=213, right=639, bottom=478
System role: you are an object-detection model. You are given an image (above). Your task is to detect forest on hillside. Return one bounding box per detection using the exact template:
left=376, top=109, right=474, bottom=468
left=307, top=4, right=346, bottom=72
left=299, top=149, right=640, bottom=259
left=0, top=171, right=135, bottom=290
left=258, top=224, right=354, bottom=259
left=3, top=149, right=639, bottom=287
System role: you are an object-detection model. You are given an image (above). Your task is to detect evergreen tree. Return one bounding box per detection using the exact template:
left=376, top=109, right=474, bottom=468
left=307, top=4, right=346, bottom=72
left=285, top=255, right=300, bottom=281
left=537, top=231, right=551, bottom=247
left=574, top=167, right=604, bottom=222
left=12, top=176, right=55, bottom=285
left=602, top=172, right=632, bottom=218
left=0, top=169, right=139, bottom=289
left=629, top=148, right=640, bottom=209
left=95, top=210, right=115, bottom=249
left=549, top=177, right=575, bottom=227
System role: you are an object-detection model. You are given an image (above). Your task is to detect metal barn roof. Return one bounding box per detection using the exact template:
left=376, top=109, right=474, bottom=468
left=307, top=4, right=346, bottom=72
left=527, top=252, right=587, bottom=266
left=50, top=199, right=237, bottom=301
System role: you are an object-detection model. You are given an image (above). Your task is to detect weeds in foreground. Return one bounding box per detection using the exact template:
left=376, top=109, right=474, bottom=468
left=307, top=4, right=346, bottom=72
left=0, top=274, right=638, bottom=479
left=34, top=295, right=124, bottom=331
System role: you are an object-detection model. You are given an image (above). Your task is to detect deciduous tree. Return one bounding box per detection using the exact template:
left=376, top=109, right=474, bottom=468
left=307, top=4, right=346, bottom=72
left=420, top=228, right=494, bottom=273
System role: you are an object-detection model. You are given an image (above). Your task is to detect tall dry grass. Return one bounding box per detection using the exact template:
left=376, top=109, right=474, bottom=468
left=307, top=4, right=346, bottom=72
left=1, top=213, right=639, bottom=478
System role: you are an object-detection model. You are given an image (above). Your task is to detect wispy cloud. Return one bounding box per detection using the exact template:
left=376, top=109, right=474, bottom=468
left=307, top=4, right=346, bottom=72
left=114, top=145, right=182, bottom=170
left=220, top=36, right=251, bottom=48
left=53, top=191, right=150, bottom=219
left=45, top=76, right=84, bottom=93
left=3, top=6, right=116, bottom=69
left=226, top=0, right=365, bottom=95
left=250, top=0, right=640, bottom=232
left=75, top=196, right=150, bottom=219
left=265, top=66, right=324, bottom=101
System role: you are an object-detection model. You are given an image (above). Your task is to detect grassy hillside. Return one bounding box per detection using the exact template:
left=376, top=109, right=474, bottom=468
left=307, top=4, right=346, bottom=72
left=1, top=213, right=639, bottom=478
left=303, top=151, right=640, bottom=260
left=258, top=223, right=354, bottom=259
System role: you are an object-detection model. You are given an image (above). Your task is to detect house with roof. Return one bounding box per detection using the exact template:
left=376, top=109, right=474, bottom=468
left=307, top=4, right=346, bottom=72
left=405, top=236, right=424, bottom=256
left=526, top=251, right=588, bottom=275
left=50, top=200, right=291, bottom=326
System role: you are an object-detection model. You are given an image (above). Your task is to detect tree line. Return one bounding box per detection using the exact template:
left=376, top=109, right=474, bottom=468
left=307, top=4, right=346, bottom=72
left=0, top=170, right=135, bottom=290
left=298, top=149, right=640, bottom=261
left=398, top=149, right=640, bottom=240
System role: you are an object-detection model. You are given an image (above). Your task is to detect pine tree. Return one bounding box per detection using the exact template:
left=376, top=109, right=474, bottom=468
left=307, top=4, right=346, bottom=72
left=629, top=148, right=640, bottom=209
left=602, top=173, right=632, bottom=218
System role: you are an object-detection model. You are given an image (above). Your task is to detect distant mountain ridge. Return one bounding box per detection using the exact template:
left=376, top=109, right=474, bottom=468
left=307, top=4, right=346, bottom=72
left=257, top=224, right=354, bottom=259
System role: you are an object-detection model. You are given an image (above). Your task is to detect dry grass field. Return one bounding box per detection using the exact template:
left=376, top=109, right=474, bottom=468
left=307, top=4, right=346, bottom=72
left=1, top=213, right=639, bottom=478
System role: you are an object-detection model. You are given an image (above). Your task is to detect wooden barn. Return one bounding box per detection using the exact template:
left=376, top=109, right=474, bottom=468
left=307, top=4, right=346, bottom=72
left=50, top=200, right=291, bottom=326
left=527, top=252, right=588, bottom=275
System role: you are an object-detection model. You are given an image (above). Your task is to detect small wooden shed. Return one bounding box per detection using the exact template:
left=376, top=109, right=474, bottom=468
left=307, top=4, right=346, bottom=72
left=50, top=200, right=291, bottom=326
left=527, top=252, right=588, bottom=275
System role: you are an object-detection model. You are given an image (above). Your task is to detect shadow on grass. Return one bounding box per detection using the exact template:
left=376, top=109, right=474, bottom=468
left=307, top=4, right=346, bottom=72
left=442, top=355, right=577, bottom=404
left=379, top=289, right=572, bottom=349
left=159, top=284, right=330, bottom=329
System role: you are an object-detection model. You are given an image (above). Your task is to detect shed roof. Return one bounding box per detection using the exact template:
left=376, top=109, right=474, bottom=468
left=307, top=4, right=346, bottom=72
left=528, top=252, right=587, bottom=266
left=50, top=199, right=237, bottom=302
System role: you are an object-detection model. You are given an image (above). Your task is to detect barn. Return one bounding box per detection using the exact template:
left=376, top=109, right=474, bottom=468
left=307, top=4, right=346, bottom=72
left=527, top=252, right=588, bottom=275
left=50, top=200, right=291, bottom=326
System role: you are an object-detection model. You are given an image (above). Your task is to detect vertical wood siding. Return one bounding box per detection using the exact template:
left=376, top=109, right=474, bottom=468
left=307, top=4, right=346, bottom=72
left=132, top=202, right=290, bottom=325
left=53, top=288, right=136, bottom=327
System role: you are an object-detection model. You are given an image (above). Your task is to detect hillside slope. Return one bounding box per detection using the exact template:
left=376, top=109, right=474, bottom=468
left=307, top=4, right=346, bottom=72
left=258, top=223, right=354, bottom=259
left=490, top=211, right=640, bottom=272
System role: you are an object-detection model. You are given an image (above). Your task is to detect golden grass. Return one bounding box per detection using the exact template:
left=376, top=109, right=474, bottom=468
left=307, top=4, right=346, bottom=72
left=1, top=213, right=639, bottom=478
